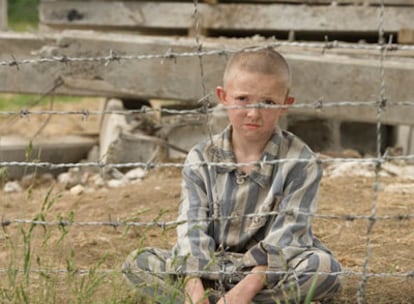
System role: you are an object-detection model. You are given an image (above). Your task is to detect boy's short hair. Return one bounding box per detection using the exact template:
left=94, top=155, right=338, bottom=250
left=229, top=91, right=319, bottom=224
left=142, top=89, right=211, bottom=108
left=223, top=47, right=291, bottom=89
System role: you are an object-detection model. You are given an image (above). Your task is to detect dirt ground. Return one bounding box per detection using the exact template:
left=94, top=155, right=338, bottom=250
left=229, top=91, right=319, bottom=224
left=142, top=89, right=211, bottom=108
left=0, top=101, right=413, bottom=303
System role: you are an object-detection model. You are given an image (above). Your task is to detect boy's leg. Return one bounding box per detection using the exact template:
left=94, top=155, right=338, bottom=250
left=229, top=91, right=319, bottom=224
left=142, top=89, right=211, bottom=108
left=123, top=247, right=185, bottom=304
left=253, top=248, right=342, bottom=304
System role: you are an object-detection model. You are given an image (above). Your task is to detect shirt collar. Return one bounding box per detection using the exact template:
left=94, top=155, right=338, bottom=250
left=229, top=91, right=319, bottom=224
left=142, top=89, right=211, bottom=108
left=210, top=125, right=283, bottom=188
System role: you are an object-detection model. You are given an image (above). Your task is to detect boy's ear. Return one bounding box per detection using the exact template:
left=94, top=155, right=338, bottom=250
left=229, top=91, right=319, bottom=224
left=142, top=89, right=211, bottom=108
left=280, top=96, right=295, bottom=115
left=216, top=86, right=227, bottom=104
left=285, top=96, right=295, bottom=105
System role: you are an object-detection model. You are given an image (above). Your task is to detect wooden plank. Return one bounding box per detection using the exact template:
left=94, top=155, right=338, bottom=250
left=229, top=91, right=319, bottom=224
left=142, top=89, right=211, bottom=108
left=231, top=0, right=413, bottom=3
left=0, top=0, right=7, bottom=30
left=39, top=1, right=414, bottom=33
left=46, top=0, right=414, bottom=6
left=0, top=32, right=56, bottom=57
left=1, top=31, right=414, bottom=125
left=219, top=0, right=414, bottom=3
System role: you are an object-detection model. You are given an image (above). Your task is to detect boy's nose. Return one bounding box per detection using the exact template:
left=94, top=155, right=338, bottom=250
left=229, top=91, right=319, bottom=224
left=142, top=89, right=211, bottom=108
left=246, top=104, right=261, bottom=117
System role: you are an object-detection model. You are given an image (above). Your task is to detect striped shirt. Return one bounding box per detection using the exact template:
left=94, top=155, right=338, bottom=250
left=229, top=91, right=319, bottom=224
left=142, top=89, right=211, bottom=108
left=173, top=125, right=328, bottom=286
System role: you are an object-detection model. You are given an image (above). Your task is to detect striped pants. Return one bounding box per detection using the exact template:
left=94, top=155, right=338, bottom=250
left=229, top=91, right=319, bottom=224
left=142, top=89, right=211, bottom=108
left=123, top=247, right=342, bottom=304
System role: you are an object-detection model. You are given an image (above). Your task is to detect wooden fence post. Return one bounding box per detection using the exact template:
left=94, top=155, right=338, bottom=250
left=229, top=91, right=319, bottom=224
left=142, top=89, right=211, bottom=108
left=0, top=0, right=7, bottom=30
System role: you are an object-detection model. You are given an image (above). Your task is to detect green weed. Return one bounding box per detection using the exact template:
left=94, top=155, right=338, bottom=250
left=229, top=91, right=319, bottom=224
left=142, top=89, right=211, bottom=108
left=8, top=0, right=40, bottom=31
left=0, top=94, right=82, bottom=110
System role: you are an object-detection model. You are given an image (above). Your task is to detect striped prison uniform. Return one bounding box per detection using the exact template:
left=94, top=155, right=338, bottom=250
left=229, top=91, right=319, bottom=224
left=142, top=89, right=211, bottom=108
left=123, top=126, right=342, bottom=303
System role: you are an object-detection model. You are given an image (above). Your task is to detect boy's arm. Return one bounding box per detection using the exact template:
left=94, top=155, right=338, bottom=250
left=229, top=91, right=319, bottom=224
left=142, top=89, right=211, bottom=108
left=184, top=277, right=210, bottom=304
left=174, top=148, right=217, bottom=278
left=243, top=158, right=323, bottom=287
left=217, top=265, right=267, bottom=304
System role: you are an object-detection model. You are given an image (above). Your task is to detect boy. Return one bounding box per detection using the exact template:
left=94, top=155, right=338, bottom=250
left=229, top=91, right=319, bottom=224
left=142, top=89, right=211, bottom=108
left=123, top=48, right=342, bottom=304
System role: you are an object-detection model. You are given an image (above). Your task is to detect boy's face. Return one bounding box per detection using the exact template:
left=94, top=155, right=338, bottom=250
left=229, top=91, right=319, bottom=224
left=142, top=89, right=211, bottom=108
left=216, top=70, right=294, bottom=143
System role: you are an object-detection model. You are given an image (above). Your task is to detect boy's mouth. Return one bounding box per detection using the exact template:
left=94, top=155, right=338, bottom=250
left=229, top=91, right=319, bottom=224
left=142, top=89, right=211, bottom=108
left=245, top=123, right=260, bottom=129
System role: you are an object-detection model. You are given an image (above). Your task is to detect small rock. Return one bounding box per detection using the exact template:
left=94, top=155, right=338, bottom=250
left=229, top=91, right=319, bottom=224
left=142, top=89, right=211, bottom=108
left=91, top=174, right=105, bottom=187
left=109, top=168, right=125, bottom=180
left=40, top=173, right=55, bottom=184
left=81, top=172, right=91, bottom=185
left=401, top=166, right=414, bottom=180
left=70, top=184, right=85, bottom=196
left=20, top=173, right=36, bottom=188
left=58, top=172, right=81, bottom=189
left=4, top=181, right=23, bottom=193
left=125, top=168, right=147, bottom=180
left=384, top=183, right=414, bottom=194
left=107, top=179, right=127, bottom=188
left=381, top=162, right=403, bottom=176
left=325, top=162, right=376, bottom=178
left=21, top=173, right=55, bottom=189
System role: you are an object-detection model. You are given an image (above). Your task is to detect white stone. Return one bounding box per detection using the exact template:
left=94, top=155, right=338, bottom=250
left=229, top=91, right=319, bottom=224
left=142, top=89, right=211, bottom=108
left=325, top=162, right=377, bottom=178
left=381, top=162, right=403, bottom=176
left=400, top=166, right=414, bottom=180
left=20, top=173, right=36, bottom=188
left=109, top=168, right=125, bottom=180
left=91, top=174, right=105, bottom=187
left=4, top=181, right=23, bottom=193
left=70, top=184, right=85, bottom=195
left=384, top=183, right=414, bottom=194
left=58, top=171, right=81, bottom=189
left=382, top=163, right=414, bottom=179
left=125, top=168, right=147, bottom=180
left=40, top=173, right=55, bottom=184
left=107, top=179, right=127, bottom=188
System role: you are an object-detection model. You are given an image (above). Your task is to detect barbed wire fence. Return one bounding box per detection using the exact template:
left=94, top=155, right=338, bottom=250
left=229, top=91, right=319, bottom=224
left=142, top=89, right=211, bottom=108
left=0, top=0, right=413, bottom=303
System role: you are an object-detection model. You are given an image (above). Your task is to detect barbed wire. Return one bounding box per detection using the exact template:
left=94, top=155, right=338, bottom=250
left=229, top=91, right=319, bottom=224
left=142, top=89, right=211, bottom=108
left=1, top=100, right=414, bottom=119
left=357, top=3, right=386, bottom=302
left=1, top=40, right=414, bottom=68
left=0, top=268, right=412, bottom=280
left=1, top=212, right=414, bottom=230
left=1, top=153, right=414, bottom=171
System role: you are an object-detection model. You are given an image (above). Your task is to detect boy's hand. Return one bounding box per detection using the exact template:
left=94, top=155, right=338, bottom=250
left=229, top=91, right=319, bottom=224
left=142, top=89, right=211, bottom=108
left=216, top=287, right=247, bottom=304
left=184, top=277, right=210, bottom=304
left=216, top=265, right=267, bottom=304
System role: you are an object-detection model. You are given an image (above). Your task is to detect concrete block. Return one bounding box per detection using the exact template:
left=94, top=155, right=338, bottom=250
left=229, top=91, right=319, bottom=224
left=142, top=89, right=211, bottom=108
left=164, top=105, right=229, bottom=159
left=105, top=132, right=158, bottom=165
left=0, top=135, right=97, bottom=180
left=287, top=116, right=340, bottom=152
left=340, top=122, right=395, bottom=156
left=286, top=116, right=398, bottom=156
left=99, top=100, right=405, bottom=162
left=396, top=125, right=414, bottom=156
left=99, top=98, right=159, bottom=166
left=99, top=99, right=128, bottom=163
left=164, top=117, right=210, bottom=159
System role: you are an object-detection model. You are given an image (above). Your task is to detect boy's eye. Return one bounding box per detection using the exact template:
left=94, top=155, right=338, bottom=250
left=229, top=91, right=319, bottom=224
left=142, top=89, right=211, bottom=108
left=236, top=96, right=247, bottom=102
left=263, top=99, right=275, bottom=105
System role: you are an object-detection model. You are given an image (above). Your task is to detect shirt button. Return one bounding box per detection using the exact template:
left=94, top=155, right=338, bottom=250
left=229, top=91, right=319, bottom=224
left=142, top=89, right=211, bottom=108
left=236, top=175, right=246, bottom=184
